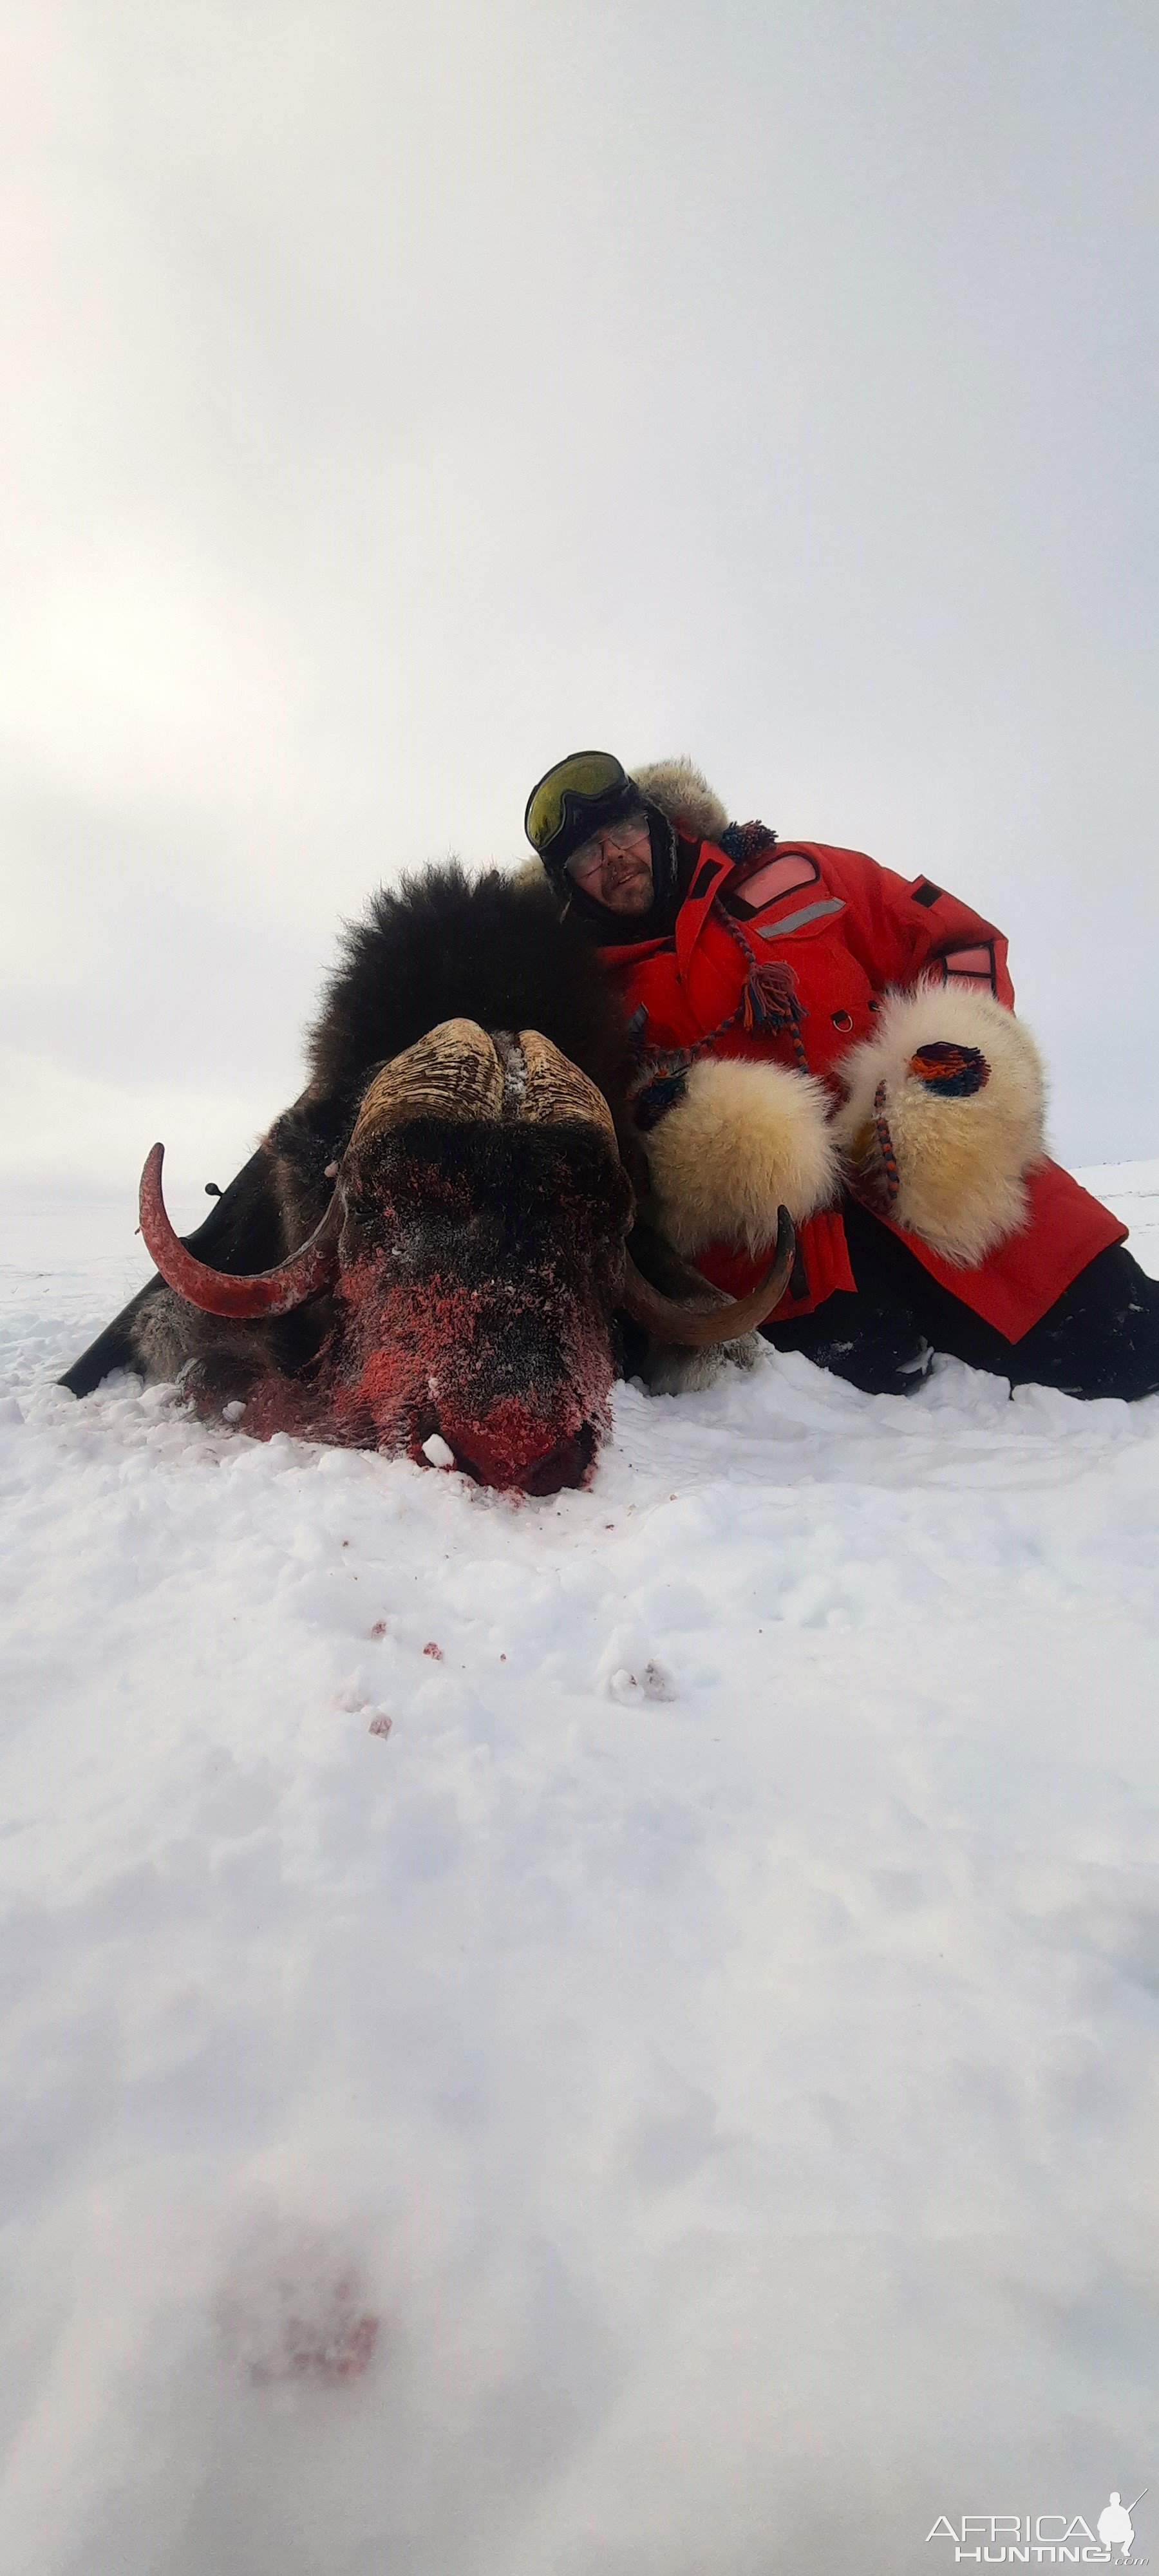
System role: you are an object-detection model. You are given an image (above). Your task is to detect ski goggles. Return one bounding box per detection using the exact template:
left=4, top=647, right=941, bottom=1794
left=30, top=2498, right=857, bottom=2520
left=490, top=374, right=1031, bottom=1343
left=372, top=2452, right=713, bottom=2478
left=524, top=751, right=630, bottom=859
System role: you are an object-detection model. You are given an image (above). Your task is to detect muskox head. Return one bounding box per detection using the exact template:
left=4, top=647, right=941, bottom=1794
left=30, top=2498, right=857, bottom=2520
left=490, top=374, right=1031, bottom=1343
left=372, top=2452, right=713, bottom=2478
left=140, top=1019, right=794, bottom=1494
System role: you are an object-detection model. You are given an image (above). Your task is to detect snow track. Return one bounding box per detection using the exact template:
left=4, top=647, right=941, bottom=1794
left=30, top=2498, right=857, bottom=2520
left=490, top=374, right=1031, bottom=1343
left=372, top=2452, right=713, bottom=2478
left=1, top=1171, right=1157, bottom=2575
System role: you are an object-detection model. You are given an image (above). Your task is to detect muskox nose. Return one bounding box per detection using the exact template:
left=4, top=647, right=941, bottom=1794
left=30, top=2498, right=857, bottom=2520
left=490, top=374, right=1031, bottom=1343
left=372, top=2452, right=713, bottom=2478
left=498, top=1425, right=598, bottom=1495
left=428, top=1418, right=598, bottom=1495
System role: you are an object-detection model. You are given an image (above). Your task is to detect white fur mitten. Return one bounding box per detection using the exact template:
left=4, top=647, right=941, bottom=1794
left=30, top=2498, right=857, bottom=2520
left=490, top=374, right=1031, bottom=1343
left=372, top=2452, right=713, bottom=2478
left=635, top=1056, right=839, bottom=1256
left=830, top=983, right=1046, bottom=1265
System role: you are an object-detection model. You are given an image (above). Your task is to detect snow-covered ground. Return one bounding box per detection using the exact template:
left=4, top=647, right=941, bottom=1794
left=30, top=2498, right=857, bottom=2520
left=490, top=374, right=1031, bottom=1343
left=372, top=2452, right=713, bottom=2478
left=1, top=1167, right=1157, bottom=2576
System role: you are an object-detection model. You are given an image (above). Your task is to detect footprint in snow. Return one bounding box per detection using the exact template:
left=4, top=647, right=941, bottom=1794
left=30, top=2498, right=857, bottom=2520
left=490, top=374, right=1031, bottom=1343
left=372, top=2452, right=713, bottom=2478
left=216, top=2220, right=380, bottom=2387
left=608, top=1660, right=677, bottom=1703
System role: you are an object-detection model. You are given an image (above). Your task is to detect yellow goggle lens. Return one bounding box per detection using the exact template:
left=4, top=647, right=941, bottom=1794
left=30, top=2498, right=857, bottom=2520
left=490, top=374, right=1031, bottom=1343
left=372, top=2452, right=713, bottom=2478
left=525, top=751, right=627, bottom=853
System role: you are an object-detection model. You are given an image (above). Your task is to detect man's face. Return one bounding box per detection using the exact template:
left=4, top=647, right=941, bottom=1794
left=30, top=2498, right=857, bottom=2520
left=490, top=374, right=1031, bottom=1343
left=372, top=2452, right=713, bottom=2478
left=566, top=813, right=654, bottom=914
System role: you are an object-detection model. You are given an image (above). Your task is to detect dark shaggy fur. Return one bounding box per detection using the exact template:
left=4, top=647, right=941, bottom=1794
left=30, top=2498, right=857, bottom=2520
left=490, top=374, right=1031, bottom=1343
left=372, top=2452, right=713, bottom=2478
left=61, top=866, right=637, bottom=1399
left=308, top=864, right=630, bottom=1136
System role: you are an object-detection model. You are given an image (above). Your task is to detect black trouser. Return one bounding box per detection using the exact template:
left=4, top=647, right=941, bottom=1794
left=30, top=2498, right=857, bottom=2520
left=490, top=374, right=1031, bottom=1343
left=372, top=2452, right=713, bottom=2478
left=764, top=1197, right=1159, bottom=1400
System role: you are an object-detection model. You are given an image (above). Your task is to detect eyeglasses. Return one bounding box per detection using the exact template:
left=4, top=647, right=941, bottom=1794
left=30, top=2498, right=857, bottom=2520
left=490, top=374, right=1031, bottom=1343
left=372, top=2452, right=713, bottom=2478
left=565, top=815, right=650, bottom=882
left=524, top=750, right=628, bottom=855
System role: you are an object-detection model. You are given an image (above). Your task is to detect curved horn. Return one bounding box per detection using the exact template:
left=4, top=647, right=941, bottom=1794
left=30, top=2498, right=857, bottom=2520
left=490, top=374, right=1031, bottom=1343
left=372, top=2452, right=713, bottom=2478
left=350, top=1020, right=503, bottom=1144
left=140, top=1144, right=342, bottom=1318
left=621, top=1207, right=796, bottom=1347
left=514, top=1030, right=618, bottom=1149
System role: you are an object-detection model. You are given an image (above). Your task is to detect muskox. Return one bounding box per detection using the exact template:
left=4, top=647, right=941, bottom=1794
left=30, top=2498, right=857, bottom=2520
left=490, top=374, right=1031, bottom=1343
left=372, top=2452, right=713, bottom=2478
left=62, top=866, right=793, bottom=1492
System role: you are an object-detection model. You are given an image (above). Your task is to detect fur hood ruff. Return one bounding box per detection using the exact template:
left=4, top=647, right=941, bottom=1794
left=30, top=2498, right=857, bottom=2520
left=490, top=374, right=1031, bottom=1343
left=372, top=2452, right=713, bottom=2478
left=630, top=759, right=730, bottom=846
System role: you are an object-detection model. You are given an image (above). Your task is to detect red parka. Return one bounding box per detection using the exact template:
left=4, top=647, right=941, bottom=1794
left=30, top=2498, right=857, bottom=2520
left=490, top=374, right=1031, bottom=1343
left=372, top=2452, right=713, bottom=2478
left=599, top=837, right=1124, bottom=1341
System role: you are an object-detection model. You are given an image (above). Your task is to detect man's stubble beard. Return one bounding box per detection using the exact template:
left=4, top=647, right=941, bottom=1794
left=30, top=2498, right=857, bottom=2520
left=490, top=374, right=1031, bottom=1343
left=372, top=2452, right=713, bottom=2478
left=605, top=865, right=654, bottom=915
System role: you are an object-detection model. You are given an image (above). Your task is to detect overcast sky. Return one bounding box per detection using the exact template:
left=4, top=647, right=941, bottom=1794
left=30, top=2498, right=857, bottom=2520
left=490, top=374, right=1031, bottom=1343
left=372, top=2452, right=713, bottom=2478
left=1, top=0, right=1156, bottom=1224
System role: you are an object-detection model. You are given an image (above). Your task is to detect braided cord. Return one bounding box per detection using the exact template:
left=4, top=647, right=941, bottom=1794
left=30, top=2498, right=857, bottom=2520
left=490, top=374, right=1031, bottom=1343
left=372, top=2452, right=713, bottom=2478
left=628, top=895, right=811, bottom=1125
